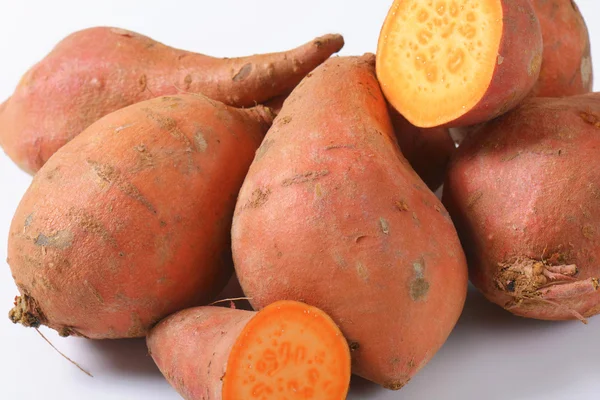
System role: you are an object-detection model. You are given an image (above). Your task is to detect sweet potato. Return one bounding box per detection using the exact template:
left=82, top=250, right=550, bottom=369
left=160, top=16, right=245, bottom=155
left=443, top=94, right=600, bottom=323
left=0, top=27, right=344, bottom=174
left=376, top=0, right=543, bottom=128
left=8, top=94, right=273, bottom=339
left=147, top=300, right=351, bottom=400
left=529, top=0, right=593, bottom=97
left=390, top=108, right=455, bottom=190
left=231, top=55, right=468, bottom=389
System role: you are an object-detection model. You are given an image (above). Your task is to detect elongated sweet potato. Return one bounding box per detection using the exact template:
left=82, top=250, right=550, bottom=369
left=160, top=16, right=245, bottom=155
left=0, top=27, right=344, bottom=174
left=443, top=94, right=600, bottom=323
left=530, top=0, right=593, bottom=97
left=147, top=300, right=351, bottom=400
left=377, top=0, right=542, bottom=128
left=231, top=55, right=468, bottom=389
left=8, top=94, right=273, bottom=339
left=390, top=108, right=454, bottom=190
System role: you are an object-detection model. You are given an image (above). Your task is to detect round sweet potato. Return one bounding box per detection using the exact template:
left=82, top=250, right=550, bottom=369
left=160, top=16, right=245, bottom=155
left=8, top=94, right=273, bottom=339
left=444, top=94, right=600, bottom=322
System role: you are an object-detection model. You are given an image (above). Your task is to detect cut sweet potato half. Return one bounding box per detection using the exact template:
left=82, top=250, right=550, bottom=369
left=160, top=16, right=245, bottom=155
left=377, top=0, right=543, bottom=128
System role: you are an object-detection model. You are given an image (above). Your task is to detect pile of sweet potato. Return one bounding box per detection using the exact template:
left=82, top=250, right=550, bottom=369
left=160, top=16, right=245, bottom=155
left=1, top=0, right=598, bottom=399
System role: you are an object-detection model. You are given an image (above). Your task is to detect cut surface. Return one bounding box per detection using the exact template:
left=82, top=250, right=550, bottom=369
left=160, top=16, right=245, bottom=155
left=222, top=300, right=351, bottom=400
left=377, top=0, right=503, bottom=127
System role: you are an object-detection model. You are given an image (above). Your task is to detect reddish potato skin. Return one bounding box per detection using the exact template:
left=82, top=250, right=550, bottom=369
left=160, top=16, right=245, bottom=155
left=390, top=108, right=454, bottom=191
left=445, top=0, right=543, bottom=127
left=443, top=94, right=600, bottom=321
left=529, top=0, right=593, bottom=97
left=0, top=27, right=343, bottom=174
left=148, top=307, right=252, bottom=400
left=231, top=55, right=468, bottom=389
left=7, top=94, right=272, bottom=339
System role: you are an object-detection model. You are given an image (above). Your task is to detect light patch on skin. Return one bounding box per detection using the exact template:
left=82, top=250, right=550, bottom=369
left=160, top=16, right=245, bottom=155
left=114, top=123, right=135, bottom=133
left=528, top=52, right=542, bottom=77
left=380, top=217, right=390, bottom=235
left=194, top=131, right=208, bottom=152
left=410, top=260, right=430, bottom=301
left=34, top=230, right=73, bottom=250
left=497, top=55, right=504, bottom=65
left=581, top=55, right=592, bottom=89
left=356, top=262, right=369, bottom=281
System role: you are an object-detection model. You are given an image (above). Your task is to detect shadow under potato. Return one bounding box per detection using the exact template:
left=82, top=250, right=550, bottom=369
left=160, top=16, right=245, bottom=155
left=84, top=338, right=161, bottom=378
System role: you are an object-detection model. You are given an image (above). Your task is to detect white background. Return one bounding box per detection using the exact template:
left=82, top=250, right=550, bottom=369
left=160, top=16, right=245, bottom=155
left=1, top=1, right=599, bottom=399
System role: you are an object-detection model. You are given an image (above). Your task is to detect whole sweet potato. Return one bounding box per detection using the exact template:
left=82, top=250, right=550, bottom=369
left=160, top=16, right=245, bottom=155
left=231, top=55, right=468, bottom=389
left=8, top=94, right=273, bottom=339
left=530, top=0, right=593, bottom=97
left=444, top=94, right=600, bottom=322
left=377, top=0, right=543, bottom=128
left=147, top=300, right=351, bottom=400
left=0, top=27, right=344, bottom=174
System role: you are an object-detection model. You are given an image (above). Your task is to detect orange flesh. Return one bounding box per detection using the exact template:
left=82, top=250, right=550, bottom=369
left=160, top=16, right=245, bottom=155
left=222, top=301, right=351, bottom=400
left=377, top=0, right=503, bottom=127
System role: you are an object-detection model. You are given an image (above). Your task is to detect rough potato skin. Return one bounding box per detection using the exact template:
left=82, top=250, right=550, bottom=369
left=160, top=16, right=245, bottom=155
left=443, top=94, right=600, bottom=321
left=231, top=55, right=468, bottom=389
left=390, top=108, right=455, bottom=191
left=529, top=0, right=593, bottom=97
left=448, top=0, right=543, bottom=127
left=7, top=94, right=272, bottom=339
left=147, top=307, right=253, bottom=400
left=0, top=27, right=344, bottom=174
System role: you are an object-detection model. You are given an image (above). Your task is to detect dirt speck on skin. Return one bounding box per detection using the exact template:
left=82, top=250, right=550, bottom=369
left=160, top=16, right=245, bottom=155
left=281, top=170, right=329, bottom=186
left=127, top=312, right=146, bottom=337
left=384, top=379, right=410, bottom=391
left=410, top=260, right=430, bottom=301
left=34, top=230, right=73, bottom=250
left=184, top=74, right=192, bottom=89
left=139, top=75, right=147, bottom=91
left=582, top=224, right=594, bottom=239
left=24, top=213, right=34, bottom=228
left=349, top=341, right=360, bottom=351
left=580, top=111, right=600, bottom=128
left=280, top=116, right=292, bottom=125
left=233, top=63, right=253, bottom=82
left=244, top=188, right=271, bottom=209
left=396, top=200, right=409, bottom=211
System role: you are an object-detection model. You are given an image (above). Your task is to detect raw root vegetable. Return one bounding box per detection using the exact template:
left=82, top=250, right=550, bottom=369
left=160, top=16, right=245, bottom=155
left=376, top=0, right=543, bottom=128
left=231, top=55, right=468, bottom=389
left=529, top=0, right=593, bottom=97
left=390, top=108, right=455, bottom=190
left=0, top=27, right=344, bottom=174
left=443, top=94, right=600, bottom=323
left=8, top=94, right=273, bottom=339
left=147, top=300, right=351, bottom=400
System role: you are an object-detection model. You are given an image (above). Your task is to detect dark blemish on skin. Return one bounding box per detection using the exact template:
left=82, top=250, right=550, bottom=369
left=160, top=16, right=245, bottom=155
left=280, top=116, right=292, bottom=125
left=139, top=75, right=147, bottom=91
left=467, top=191, right=483, bottom=208
left=233, top=63, right=253, bottom=82
left=582, top=225, right=594, bottom=239
left=244, top=188, right=271, bottom=209
left=325, top=144, right=355, bottom=151
left=34, top=231, right=73, bottom=250
left=384, top=380, right=410, bottom=391
left=281, top=170, right=329, bottom=186
left=349, top=342, right=360, bottom=352
left=184, top=74, right=192, bottom=89
left=506, top=281, right=516, bottom=292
